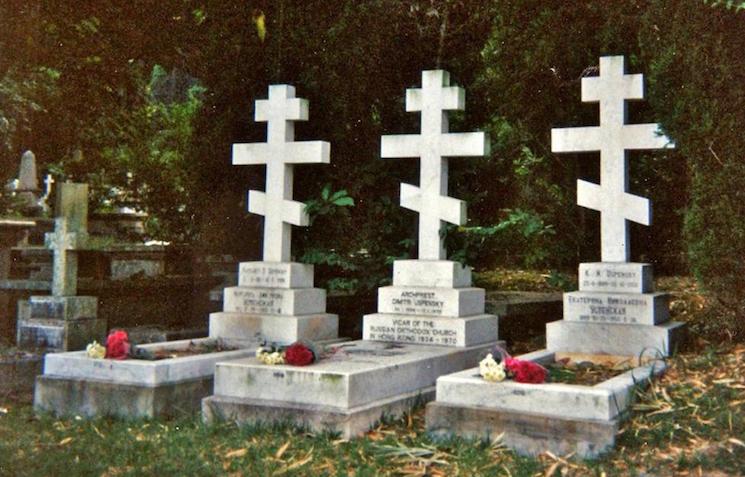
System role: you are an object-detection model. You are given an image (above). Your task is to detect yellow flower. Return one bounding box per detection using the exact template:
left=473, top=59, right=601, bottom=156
left=86, top=341, right=106, bottom=359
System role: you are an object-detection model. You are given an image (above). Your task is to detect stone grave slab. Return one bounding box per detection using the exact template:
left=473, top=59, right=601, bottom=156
left=34, top=338, right=256, bottom=418
left=426, top=350, right=667, bottom=458
left=203, top=340, right=495, bottom=437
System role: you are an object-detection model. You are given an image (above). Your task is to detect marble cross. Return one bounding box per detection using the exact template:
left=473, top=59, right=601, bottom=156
left=45, top=183, right=89, bottom=296
left=381, top=70, right=489, bottom=260
left=233, top=85, right=330, bottom=263
left=551, top=56, right=675, bottom=262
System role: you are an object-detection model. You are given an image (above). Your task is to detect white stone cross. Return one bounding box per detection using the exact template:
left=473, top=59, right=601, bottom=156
left=381, top=70, right=489, bottom=260
left=551, top=56, right=675, bottom=262
left=232, top=85, right=330, bottom=262
left=45, top=183, right=89, bottom=296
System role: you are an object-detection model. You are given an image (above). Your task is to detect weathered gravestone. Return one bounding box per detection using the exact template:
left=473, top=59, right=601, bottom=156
left=208, top=84, right=339, bottom=345
left=203, top=71, right=501, bottom=437
left=425, top=56, right=686, bottom=458
left=12, top=151, right=43, bottom=215
left=16, top=183, right=105, bottom=351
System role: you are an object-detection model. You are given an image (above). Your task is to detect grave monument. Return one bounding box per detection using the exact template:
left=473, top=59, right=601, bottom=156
left=33, top=85, right=338, bottom=418
left=16, top=183, right=105, bottom=351
left=208, top=84, right=339, bottom=346
left=426, top=56, right=686, bottom=457
left=203, top=71, right=501, bottom=437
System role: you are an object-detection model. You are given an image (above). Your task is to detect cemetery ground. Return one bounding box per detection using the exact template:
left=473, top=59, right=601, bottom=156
left=1, top=271, right=744, bottom=477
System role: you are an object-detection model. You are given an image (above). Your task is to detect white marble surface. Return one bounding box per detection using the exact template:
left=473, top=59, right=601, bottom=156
left=546, top=320, right=685, bottom=357
left=363, top=313, right=497, bottom=347
left=222, top=286, right=325, bottom=315
left=551, top=56, right=674, bottom=262
left=579, top=262, right=653, bottom=293
left=42, top=338, right=257, bottom=386
left=377, top=286, right=484, bottom=317
left=232, top=84, right=330, bottom=262
left=435, top=351, right=667, bottom=421
left=392, top=260, right=471, bottom=288
left=563, top=291, right=669, bottom=325
left=238, top=262, right=314, bottom=289
left=208, top=311, right=338, bottom=346
left=212, top=340, right=494, bottom=409
left=381, top=70, right=489, bottom=260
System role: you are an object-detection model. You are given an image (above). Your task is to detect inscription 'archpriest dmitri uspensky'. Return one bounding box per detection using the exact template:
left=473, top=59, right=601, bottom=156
left=232, top=84, right=330, bottom=262
left=381, top=70, right=490, bottom=261
left=552, top=55, right=675, bottom=262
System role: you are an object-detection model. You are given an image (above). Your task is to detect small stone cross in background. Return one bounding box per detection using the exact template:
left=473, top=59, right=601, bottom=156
left=45, top=183, right=89, bottom=296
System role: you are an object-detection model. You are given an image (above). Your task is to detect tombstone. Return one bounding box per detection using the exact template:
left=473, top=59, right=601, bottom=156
left=425, top=56, right=686, bottom=458
left=547, top=55, right=685, bottom=357
left=203, top=71, right=501, bottom=437
left=13, top=151, right=43, bottom=215
left=33, top=86, right=340, bottom=419
left=16, top=183, right=105, bottom=351
left=207, top=84, right=339, bottom=346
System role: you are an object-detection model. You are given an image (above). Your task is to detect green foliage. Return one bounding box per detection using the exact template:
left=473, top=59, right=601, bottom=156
left=446, top=209, right=555, bottom=268
left=304, top=184, right=355, bottom=224
left=640, top=2, right=745, bottom=339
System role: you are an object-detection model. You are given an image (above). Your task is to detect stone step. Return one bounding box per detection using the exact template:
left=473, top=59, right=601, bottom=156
left=377, top=286, right=485, bottom=317
left=208, top=311, right=338, bottom=347
left=578, top=262, right=653, bottom=293
left=563, top=291, right=669, bottom=325
left=362, top=313, right=498, bottom=347
left=237, top=262, right=314, bottom=289
left=392, top=260, right=471, bottom=288
left=222, top=286, right=325, bottom=316
left=546, top=320, right=686, bottom=357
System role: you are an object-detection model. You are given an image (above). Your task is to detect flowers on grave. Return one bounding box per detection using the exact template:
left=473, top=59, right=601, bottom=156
left=256, top=343, right=285, bottom=365
left=479, top=353, right=506, bottom=382
left=105, top=330, right=131, bottom=360
left=85, top=340, right=106, bottom=359
left=504, top=357, right=548, bottom=384
left=255, top=340, right=320, bottom=366
left=480, top=346, right=547, bottom=384
left=284, top=341, right=317, bottom=366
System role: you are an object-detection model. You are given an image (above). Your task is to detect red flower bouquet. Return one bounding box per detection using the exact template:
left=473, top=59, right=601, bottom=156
left=105, top=330, right=131, bottom=360
left=504, top=357, right=547, bottom=384
left=284, top=341, right=315, bottom=366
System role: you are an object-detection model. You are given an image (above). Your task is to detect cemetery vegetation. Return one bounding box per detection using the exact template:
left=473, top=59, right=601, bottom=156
left=1, top=2, right=744, bottom=338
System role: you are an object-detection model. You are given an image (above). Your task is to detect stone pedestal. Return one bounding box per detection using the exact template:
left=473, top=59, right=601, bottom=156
left=208, top=262, right=338, bottom=346
left=363, top=260, right=498, bottom=346
left=204, top=259, right=500, bottom=435
left=547, top=262, right=685, bottom=358
left=16, top=295, right=104, bottom=351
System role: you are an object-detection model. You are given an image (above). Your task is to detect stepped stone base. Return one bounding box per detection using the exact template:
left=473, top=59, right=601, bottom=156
left=17, top=295, right=104, bottom=351
left=546, top=320, right=686, bottom=357
left=203, top=388, right=435, bottom=439
left=426, top=402, right=618, bottom=458
left=35, top=374, right=213, bottom=419
left=363, top=313, right=497, bottom=347
left=209, top=312, right=339, bottom=347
